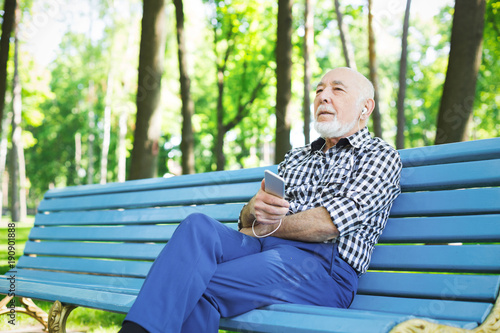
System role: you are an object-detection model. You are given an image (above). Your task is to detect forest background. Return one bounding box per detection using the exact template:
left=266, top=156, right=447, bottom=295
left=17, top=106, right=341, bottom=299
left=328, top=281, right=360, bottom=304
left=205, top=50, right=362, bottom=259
left=0, top=0, right=498, bottom=220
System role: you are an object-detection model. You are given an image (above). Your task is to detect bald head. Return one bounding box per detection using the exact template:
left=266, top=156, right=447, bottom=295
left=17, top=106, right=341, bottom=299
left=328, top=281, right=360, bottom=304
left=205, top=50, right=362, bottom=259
left=321, top=67, right=374, bottom=105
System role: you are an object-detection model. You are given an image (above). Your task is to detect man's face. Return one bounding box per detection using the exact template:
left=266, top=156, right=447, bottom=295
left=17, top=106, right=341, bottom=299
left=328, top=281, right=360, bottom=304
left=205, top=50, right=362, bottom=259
left=313, top=69, right=363, bottom=138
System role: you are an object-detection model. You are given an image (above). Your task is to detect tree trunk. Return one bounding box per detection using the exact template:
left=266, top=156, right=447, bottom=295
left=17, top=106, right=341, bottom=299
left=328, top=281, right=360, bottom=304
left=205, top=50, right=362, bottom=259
left=435, top=0, right=486, bottom=144
left=117, top=110, right=128, bottom=182
left=368, top=0, right=383, bottom=139
left=334, top=0, right=357, bottom=70
left=174, top=0, right=195, bottom=175
left=303, top=0, right=314, bottom=145
left=100, top=72, right=112, bottom=184
left=215, top=63, right=226, bottom=171
left=275, top=0, right=293, bottom=163
left=117, top=31, right=135, bottom=183
left=75, top=132, right=83, bottom=183
left=396, top=0, right=411, bottom=149
left=99, top=0, right=117, bottom=185
left=87, top=80, right=95, bottom=184
left=0, top=112, right=12, bottom=217
left=129, top=0, right=167, bottom=180
left=212, top=16, right=235, bottom=171
left=0, top=0, right=16, bottom=135
left=10, top=4, right=26, bottom=222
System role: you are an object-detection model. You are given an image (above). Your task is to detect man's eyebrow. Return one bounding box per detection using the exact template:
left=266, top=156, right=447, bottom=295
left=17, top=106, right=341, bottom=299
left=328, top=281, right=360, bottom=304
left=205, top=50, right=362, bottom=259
left=331, top=80, right=347, bottom=88
left=316, top=81, right=325, bottom=88
left=315, top=80, right=348, bottom=89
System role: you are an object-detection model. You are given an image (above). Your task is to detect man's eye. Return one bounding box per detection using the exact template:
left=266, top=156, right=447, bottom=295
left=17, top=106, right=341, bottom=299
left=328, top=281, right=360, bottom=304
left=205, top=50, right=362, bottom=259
left=316, top=89, right=323, bottom=94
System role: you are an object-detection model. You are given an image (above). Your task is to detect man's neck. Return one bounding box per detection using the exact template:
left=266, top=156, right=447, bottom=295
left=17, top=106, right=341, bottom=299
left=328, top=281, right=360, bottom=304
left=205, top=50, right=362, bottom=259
left=323, top=137, right=341, bottom=152
left=322, top=124, right=367, bottom=152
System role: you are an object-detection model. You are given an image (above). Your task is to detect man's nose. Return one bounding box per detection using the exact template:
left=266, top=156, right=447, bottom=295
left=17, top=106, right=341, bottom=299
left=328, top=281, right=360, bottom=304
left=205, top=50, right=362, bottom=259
left=318, top=90, right=331, bottom=104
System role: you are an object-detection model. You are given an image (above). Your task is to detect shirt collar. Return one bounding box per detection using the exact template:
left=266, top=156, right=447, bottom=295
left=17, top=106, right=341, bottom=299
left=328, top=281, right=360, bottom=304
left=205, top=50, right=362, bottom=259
left=311, top=127, right=372, bottom=152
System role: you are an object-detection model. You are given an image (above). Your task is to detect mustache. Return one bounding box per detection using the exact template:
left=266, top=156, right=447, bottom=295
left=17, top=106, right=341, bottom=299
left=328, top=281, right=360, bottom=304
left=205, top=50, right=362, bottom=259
left=316, top=104, right=337, bottom=116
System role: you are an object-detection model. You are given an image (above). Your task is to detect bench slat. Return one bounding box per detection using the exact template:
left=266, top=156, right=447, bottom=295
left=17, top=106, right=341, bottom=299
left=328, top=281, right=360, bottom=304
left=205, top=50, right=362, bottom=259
left=16, top=256, right=152, bottom=278
left=350, top=294, right=492, bottom=323
left=22, top=243, right=500, bottom=274
left=0, top=279, right=137, bottom=313
left=23, top=241, right=164, bottom=260
left=400, top=159, right=500, bottom=191
left=390, top=187, right=500, bottom=217
left=220, top=308, right=408, bottom=333
left=358, top=272, right=500, bottom=302
left=12, top=269, right=143, bottom=294
left=44, top=166, right=276, bottom=199
left=38, top=182, right=260, bottom=212
left=380, top=214, right=500, bottom=243
left=221, top=304, right=478, bottom=332
left=370, top=244, right=500, bottom=273
left=34, top=203, right=244, bottom=226
left=29, top=223, right=238, bottom=242
left=398, top=137, right=500, bottom=167
left=259, top=304, right=478, bottom=330
left=30, top=225, right=178, bottom=242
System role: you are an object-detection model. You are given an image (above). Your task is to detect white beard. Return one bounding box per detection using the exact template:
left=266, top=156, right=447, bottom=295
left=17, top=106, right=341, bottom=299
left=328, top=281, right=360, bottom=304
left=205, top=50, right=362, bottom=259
left=313, top=105, right=358, bottom=138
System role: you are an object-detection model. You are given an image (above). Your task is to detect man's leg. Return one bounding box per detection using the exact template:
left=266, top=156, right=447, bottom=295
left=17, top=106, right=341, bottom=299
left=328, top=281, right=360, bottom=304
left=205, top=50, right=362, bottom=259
left=179, top=296, right=220, bottom=333
left=124, top=213, right=262, bottom=333
left=179, top=238, right=358, bottom=333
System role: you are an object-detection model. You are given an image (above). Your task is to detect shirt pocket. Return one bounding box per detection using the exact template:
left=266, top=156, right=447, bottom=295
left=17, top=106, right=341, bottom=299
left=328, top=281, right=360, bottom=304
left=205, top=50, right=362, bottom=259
left=322, top=163, right=352, bottom=186
left=282, top=167, right=314, bottom=202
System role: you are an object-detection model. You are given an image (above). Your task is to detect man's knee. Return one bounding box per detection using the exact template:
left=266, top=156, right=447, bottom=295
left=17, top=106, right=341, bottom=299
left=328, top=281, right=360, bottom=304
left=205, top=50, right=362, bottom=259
left=183, top=212, right=215, bottom=225
left=180, top=213, right=220, bottom=234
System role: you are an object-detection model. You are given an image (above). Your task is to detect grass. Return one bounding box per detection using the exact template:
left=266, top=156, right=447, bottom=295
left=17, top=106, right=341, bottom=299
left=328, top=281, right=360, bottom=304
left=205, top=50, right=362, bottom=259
left=0, top=299, right=125, bottom=332
left=0, top=216, right=235, bottom=333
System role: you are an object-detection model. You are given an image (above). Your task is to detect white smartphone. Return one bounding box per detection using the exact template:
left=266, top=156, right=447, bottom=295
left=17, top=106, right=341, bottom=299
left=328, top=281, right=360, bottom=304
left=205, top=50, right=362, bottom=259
left=264, top=170, right=285, bottom=198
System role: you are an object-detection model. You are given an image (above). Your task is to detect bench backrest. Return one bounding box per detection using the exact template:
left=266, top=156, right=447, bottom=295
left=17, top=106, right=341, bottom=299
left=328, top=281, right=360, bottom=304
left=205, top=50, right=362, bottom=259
left=18, top=137, right=500, bottom=325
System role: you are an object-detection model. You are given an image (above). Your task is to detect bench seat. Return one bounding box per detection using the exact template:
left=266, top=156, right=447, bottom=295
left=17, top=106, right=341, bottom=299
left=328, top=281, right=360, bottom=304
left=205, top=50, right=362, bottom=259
left=1, top=137, right=500, bottom=332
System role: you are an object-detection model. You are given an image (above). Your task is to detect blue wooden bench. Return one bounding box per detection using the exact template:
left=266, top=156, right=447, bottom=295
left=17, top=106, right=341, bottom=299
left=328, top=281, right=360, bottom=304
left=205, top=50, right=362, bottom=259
left=1, top=137, right=499, bottom=333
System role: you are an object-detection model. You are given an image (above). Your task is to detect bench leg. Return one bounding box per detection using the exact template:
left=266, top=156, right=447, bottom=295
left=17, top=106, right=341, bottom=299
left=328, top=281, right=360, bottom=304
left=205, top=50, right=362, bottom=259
left=48, top=300, right=77, bottom=333
left=0, top=295, right=49, bottom=330
left=389, top=294, right=500, bottom=333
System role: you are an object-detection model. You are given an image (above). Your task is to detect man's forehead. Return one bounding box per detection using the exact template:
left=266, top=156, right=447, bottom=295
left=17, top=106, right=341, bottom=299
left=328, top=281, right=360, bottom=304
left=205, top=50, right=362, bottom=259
left=317, top=69, right=356, bottom=86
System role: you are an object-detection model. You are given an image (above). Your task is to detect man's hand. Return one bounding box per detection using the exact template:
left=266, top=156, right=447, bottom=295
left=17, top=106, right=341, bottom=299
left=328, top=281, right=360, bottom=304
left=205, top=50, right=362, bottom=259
left=239, top=179, right=289, bottom=230
left=253, top=179, right=289, bottom=224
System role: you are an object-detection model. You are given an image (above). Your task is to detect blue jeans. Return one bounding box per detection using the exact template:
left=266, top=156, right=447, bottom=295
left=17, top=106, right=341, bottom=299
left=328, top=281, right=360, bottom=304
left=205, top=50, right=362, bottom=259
left=125, top=213, right=358, bottom=333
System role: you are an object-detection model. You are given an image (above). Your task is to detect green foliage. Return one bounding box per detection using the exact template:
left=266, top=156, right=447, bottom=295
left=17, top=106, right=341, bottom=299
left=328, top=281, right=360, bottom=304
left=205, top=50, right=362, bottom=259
left=25, top=32, right=107, bottom=198
left=22, top=1, right=141, bottom=201
left=474, top=0, right=500, bottom=139
left=401, top=5, right=453, bottom=147
left=187, top=0, right=277, bottom=172
left=2, top=0, right=499, bottom=205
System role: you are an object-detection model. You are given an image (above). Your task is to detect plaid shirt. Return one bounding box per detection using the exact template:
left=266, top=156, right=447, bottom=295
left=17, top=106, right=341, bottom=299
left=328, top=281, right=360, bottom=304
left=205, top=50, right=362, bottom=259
left=278, top=127, right=402, bottom=274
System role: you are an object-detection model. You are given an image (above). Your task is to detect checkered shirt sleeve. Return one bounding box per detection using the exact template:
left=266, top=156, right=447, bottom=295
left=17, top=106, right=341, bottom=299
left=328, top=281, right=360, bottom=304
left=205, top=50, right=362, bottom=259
left=278, top=128, right=402, bottom=274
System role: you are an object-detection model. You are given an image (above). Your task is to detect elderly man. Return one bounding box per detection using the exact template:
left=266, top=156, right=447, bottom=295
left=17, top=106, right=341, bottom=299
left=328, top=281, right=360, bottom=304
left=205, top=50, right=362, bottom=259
left=120, top=67, right=402, bottom=333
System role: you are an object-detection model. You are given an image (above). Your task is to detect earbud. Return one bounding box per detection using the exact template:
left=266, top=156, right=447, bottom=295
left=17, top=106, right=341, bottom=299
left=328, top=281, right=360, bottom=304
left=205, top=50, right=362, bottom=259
left=361, top=107, right=367, bottom=115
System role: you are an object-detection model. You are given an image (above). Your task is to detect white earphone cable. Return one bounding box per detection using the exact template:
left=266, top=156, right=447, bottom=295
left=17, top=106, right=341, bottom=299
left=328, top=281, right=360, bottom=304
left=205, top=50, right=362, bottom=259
left=252, top=218, right=283, bottom=238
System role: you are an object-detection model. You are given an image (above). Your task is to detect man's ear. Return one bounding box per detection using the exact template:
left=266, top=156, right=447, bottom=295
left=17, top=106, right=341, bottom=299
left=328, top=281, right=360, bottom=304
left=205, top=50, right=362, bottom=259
left=362, top=99, right=376, bottom=119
